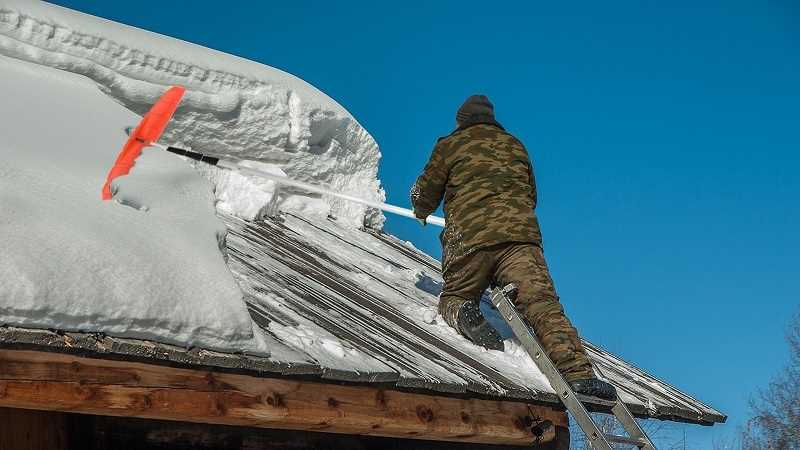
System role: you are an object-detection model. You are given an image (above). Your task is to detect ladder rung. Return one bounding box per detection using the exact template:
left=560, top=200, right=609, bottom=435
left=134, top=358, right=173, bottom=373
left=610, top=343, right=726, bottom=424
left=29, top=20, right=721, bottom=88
left=576, top=393, right=617, bottom=408
left=604, top=433, right=648, bottom=447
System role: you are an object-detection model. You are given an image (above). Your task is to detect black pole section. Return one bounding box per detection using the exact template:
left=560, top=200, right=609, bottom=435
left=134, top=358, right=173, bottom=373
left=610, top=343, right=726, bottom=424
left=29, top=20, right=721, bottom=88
left=165, top=146, right=220, bottom=166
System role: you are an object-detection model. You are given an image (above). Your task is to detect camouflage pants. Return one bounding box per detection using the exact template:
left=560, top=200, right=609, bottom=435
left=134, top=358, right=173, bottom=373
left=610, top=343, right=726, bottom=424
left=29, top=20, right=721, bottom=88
left=439, top=242, right=594, bottom=382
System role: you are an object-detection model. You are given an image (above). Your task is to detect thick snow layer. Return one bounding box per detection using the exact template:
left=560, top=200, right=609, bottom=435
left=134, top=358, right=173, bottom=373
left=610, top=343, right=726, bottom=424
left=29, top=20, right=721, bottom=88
left=0, top=0, right=387, bottom=357
left=0, top=54, right=268, bottom=354
left=0, top=0, right=384, bottom=229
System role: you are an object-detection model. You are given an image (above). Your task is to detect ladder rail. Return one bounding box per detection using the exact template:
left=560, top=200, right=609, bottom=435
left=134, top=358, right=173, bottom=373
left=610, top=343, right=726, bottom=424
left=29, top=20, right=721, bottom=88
left=490, top=284, right=657, bottom=449
left=490, top=286, right=613, bottom=450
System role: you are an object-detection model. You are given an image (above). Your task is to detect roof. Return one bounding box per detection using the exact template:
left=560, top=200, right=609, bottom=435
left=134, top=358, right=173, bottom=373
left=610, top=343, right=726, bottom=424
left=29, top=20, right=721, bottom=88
left=0, top=212, right=726, bottom=426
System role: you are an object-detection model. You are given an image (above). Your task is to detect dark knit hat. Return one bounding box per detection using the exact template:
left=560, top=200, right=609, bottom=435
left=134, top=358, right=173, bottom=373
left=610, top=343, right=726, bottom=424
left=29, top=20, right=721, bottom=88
left=456, top=94, right=495, bottom=125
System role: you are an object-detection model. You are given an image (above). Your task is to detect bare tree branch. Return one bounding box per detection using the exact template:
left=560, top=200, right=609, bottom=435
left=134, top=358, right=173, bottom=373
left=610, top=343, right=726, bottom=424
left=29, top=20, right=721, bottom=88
left=738, top=311, right=800, bottom=450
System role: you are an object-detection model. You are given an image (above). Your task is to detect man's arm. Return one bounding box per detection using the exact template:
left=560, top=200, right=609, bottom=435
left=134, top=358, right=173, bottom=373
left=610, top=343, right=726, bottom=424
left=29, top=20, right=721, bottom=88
left=517, top=137, right=537, bottom=209
left=410, top=140, right=448, bottom=221
left=527, top=160, right=538, bottom=209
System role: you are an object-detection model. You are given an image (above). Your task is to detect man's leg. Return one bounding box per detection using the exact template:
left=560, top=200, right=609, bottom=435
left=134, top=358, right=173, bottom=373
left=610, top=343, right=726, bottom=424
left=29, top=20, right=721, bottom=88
left=439, top=250, right=502, bottom=350
left=493, top=243, right=595, bottom=382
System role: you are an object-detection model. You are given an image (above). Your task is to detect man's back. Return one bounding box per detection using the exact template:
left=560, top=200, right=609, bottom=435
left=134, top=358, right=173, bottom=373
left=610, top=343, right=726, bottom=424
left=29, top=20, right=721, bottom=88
left=412, top=123, right=542, bottom=269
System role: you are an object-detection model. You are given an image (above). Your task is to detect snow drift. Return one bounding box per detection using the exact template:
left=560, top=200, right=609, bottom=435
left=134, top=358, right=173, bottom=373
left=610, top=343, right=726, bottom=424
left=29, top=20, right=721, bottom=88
left=0, top=55, right=268, bottom=353
left=0, top=0, right=384, bottom=353
left=0, top=0, right=385, bottom=228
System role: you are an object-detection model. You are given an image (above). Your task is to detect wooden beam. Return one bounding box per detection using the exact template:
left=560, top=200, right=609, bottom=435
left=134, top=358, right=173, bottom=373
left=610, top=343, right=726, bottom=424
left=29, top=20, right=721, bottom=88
left=0, top=350, right=568, bottom=446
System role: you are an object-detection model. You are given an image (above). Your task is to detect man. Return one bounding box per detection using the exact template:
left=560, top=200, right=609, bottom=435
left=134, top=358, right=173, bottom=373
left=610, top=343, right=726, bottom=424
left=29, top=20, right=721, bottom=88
left=410, top=95, right=616, bottom=400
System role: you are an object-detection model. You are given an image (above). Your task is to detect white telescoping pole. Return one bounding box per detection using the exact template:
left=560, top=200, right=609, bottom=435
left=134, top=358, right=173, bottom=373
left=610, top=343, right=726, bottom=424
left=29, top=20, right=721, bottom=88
left=221, top=160, right=446, bottom=227
left=148, top=141, right=446, bottom=227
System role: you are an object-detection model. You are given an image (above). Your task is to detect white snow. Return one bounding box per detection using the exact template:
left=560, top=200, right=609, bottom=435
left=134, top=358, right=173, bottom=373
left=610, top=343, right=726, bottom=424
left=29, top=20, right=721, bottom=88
left=191, top=160, right=284, bottom=221
left=0, top=0, right=385, bottom=229
left=0, top=54, right=266, bottom=354
left=251, top=291, right=391, bottom=374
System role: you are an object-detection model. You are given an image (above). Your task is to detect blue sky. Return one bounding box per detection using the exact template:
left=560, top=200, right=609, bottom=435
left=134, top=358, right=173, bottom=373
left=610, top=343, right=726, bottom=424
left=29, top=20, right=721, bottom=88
left=52, top=1, right=799, bottom=447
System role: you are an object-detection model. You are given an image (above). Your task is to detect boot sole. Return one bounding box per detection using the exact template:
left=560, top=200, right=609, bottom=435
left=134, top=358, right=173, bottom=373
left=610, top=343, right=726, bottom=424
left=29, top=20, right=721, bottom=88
left=458, top=302, right=504, bottom=351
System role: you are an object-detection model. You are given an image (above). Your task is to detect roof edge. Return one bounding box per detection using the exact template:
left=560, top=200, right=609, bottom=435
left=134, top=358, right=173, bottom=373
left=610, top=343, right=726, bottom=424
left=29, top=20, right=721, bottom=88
left=0, top=347, right=567, bottom=446
left=0, top=326, right=726, bottom=426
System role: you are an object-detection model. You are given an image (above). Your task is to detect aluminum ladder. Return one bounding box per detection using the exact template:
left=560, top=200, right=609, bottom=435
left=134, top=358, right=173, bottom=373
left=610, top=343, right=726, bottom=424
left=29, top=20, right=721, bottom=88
left=491, top=284, right=657, bottom=449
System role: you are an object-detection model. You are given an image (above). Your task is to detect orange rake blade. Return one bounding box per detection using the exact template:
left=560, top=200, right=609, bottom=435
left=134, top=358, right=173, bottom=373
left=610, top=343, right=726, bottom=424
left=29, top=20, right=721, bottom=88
left=101, top=86, right=185, bottom=200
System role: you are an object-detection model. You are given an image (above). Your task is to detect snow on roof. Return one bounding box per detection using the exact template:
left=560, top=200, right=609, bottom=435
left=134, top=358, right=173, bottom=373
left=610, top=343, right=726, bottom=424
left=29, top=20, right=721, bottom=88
left=0, top=53, right=267, bottom=354
left=222, top=212, right=727, bottom=425
left=0, top=0, right=384, bottom=356
left=0, top=210, right=726, bottom=425
left=0, top=0, right=384, bottom=229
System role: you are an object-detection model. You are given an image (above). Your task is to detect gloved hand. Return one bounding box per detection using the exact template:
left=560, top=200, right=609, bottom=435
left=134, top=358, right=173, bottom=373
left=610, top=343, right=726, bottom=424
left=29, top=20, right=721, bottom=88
left=413, top=210, right=427, bottom=226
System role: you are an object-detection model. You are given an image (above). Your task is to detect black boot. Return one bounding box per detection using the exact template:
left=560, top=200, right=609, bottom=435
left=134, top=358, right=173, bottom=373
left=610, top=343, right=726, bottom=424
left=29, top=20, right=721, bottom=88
left=456, top=301, right=504, bottom=351
left=569, top=378, right=618, bottom=401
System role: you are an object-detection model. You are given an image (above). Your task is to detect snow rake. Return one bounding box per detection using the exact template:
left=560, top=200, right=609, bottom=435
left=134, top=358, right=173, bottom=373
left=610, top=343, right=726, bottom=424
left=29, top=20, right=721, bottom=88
left=491, top=284, right=657, bottom=450
left=105, top=86, right=446, bottom=228
left=139, top=140, right=447, bottom=227
left=102, top=86, right=185, bottom=200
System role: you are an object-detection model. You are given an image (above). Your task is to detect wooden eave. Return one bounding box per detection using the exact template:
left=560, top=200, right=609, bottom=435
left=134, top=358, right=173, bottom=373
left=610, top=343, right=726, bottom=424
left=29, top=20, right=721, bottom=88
left=0, top=349, right=569, bottom=447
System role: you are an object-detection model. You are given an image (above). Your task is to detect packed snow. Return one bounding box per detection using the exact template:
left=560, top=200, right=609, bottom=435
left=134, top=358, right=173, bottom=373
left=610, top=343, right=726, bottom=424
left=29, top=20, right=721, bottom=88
left=0, top=54, right=268, bottom=353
